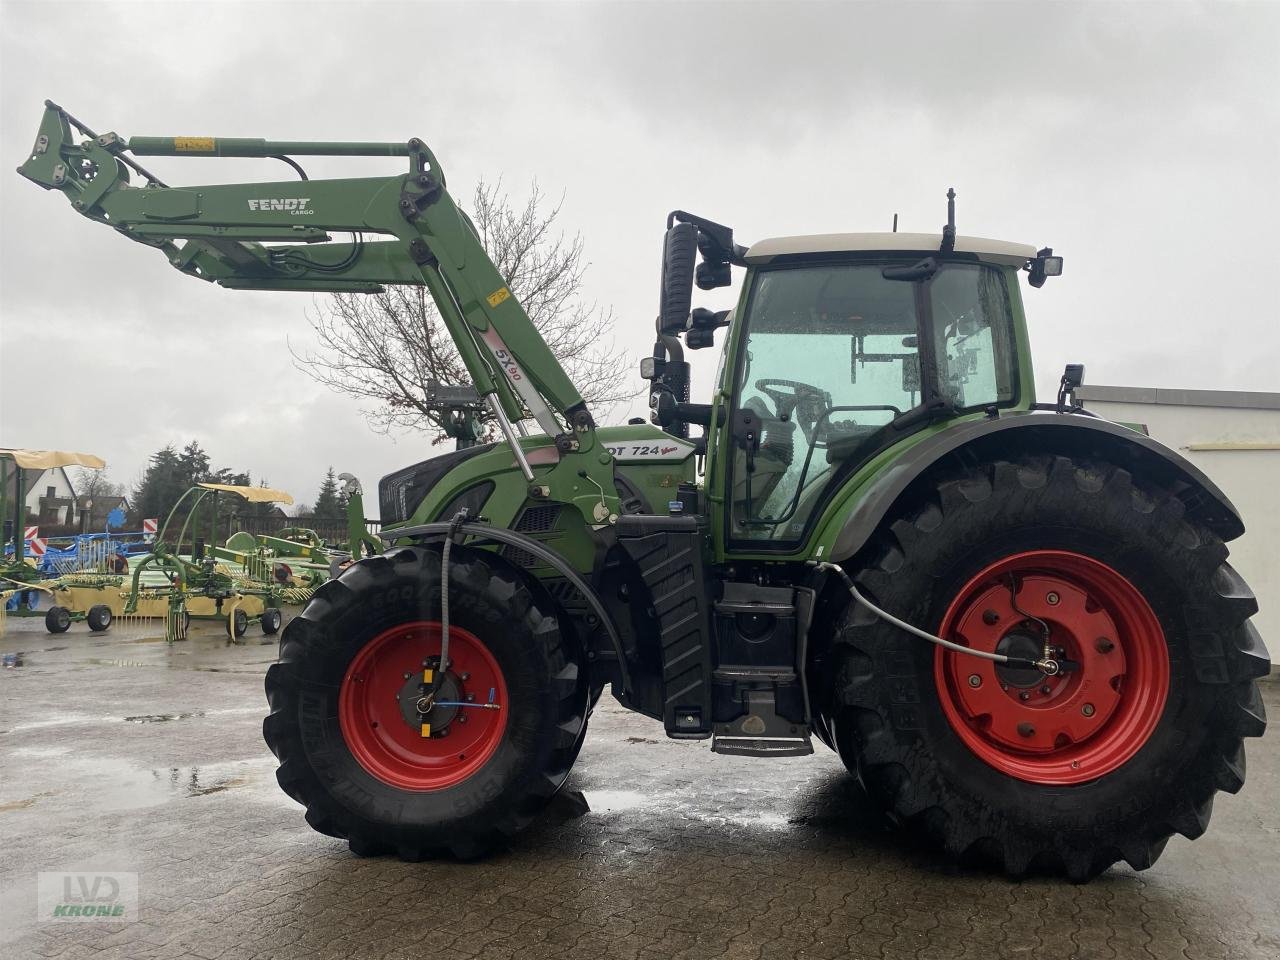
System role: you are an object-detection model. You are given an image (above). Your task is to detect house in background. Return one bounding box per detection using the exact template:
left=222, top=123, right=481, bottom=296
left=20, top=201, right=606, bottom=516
left=76, top=492, right=129, bottom=530
left=1, top=465, right=79, bottom=527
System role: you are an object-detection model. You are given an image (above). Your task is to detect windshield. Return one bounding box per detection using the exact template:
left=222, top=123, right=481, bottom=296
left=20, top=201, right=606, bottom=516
left=730, top=261, right=1016, bottom=544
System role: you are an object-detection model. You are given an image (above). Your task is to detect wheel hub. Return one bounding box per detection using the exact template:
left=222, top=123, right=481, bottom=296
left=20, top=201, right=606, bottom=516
left=992, top=629, right=1046, bottom=688
left=935, top=550, right=1169, bottom=784
left=396, top=669, right=462, bottom=732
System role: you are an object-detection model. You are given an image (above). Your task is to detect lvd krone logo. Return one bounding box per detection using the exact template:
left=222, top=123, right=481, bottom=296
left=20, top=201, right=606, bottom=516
left=40, top=872, right=137, bottom=921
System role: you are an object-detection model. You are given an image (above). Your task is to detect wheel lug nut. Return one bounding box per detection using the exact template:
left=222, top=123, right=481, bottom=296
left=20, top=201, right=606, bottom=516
left=403, top=672, right=412, bottom=680
left=982, top=609, right=1000, bottom=625
left=461, top=672, right=470, bottom=681
left=1046, top=592, right=1060, bottom=606
left=1096, top=637, right=1114, bottom=653
left=1082, top=703, right=1095, bottom=717
left=1017, top=722, right=1036, bottom=738
left=967, top=674, right=982, bottom=688
left=1019, top=691, right=1031, bottom=701
left=1039, top=685, right=1051, bottom=695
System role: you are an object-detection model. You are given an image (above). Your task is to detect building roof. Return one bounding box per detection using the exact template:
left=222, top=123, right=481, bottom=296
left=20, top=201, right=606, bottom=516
left=1076, top=385, right=1280, bottom=411
left=744, top=232, right=1038, bottom=267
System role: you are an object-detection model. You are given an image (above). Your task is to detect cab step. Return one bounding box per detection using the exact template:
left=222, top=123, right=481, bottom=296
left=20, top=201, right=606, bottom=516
left=710, top=689, right=813, bottom=757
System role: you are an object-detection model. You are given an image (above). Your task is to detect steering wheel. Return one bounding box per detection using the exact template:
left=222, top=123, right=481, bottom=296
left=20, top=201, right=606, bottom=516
left=755, top=378, right=832, bottom=441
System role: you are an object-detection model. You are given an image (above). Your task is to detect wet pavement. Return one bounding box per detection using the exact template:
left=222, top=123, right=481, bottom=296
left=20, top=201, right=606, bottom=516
left=0, top=617, right=1277, bottom=960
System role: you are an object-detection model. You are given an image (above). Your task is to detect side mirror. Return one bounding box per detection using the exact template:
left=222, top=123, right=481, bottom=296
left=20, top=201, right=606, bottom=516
left=658, top=222, right=697, bottom=335
left=1028, top=247, right=1064, bottom=288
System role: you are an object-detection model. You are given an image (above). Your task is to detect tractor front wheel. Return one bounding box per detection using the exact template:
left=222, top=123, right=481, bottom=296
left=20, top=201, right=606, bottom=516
left=822, top=456, right=1268, bottom=880
left=263, top=545, right=588, bottom=860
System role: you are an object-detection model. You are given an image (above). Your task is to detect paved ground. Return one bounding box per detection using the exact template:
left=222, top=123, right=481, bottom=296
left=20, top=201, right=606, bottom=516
left=0, top=616, right=1276, bottom=960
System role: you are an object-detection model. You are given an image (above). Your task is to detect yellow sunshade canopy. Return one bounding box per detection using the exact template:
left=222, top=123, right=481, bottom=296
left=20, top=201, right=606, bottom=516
left=0, top=448, right=106, bottom=470
left=197, top=482, right=294, bottom=505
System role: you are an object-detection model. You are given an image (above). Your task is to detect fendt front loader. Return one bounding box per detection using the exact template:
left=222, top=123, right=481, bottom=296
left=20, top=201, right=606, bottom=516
left=21, top=103, right=1268, bottom=880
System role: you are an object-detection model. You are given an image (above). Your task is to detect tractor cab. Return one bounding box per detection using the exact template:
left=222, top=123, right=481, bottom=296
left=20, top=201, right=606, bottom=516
left=643, top=203, right=1062, bottom=559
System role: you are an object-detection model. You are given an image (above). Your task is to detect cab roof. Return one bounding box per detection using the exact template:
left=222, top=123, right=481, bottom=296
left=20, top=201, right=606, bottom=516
left=744, top=232, right=1037, bottom=267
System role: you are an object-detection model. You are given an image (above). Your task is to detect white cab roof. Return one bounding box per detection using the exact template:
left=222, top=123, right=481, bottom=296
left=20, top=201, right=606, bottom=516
left=744, top=232, right=1037, bottom=267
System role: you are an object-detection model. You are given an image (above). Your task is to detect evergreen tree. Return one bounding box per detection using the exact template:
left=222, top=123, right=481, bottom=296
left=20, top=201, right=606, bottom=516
left=130, top=440, right=258, bottom=533
left=313, top=467, right=343, bottom=519
left=131, top=445, right=186, bottom=523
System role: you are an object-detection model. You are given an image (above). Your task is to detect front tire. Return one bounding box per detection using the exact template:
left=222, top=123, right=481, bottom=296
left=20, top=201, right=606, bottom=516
left=263, top=545, right=588, bottom=860
left=822, top=456, right=1268, bottom=880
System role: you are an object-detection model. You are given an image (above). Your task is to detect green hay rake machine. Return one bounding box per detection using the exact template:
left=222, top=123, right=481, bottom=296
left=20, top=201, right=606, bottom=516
left=20, top=102, right=1268, bottom=880
left=119, top=482, right=316, bottom=642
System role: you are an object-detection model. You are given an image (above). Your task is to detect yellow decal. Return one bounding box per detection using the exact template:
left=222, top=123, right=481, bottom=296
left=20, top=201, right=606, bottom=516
left=420, top=723, right=432, bottom=738
left=486, top=286, right=511, bottom=308
left=174, top=137, right=215, bottom=153
left=423, top=668, right=434, bottom=683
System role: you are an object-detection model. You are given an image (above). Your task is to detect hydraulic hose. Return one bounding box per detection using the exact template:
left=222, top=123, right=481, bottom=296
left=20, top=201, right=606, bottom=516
left=436, top=511, right=470, bottom=690
left=812, top=561, right=1060, bottom=676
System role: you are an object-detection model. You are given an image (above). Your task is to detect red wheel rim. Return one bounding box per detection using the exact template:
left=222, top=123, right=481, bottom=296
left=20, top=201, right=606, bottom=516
left=338, top=621, right=508, bottom=791
left=934, top=550, right=1169, bottom=784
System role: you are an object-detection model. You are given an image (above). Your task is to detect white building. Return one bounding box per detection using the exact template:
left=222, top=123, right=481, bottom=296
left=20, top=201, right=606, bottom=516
left=1077, top=385, right=1279, bottom=668
left=2, top=466, right=78, bottom=527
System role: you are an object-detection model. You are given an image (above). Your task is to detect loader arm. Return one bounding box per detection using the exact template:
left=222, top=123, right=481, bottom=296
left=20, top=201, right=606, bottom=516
left=17, top=102, right=596, bottom=446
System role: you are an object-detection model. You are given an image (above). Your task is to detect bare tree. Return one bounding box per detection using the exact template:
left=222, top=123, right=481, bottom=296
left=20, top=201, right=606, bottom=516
left=292, top=180, right=635, bottom=443
left=74, top=467, right=124, bottom=503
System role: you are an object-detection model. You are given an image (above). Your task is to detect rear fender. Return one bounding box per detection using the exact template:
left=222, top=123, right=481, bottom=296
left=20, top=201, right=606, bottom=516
left=827, top=410, right=1244, bottom=562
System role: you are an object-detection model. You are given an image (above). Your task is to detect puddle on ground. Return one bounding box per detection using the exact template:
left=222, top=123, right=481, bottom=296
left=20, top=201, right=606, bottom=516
left=2, top=755, right=277, bottom=812
left=5, top=705, right=260, bottom=734
left=123, top=712, right=205, bottom=724
left=578, top=786, right=796, bottom=833
left=2, top=652, right=24, bottom=668
left=0, top=791, right=54, bottom=811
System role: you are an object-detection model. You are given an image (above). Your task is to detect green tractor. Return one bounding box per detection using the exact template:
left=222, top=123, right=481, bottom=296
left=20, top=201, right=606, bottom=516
left=20, top=103, right=1268, bottom=880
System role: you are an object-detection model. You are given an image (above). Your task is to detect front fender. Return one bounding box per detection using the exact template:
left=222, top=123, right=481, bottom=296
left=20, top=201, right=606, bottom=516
left=828, top=410, right=1244, bottom=562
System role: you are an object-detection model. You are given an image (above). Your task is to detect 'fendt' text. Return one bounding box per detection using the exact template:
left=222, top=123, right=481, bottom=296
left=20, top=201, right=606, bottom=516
left=247, top=198, right=313, bottom=214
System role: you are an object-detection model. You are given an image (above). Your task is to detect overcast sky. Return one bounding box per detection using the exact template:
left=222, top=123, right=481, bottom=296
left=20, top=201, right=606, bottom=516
left=1, top=0, right=1277, bottom=516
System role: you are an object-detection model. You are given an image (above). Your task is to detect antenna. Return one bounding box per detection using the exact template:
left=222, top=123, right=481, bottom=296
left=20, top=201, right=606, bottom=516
left=892, top=213, right=898, bottom=233
left=940, top=187, right=956, bottom=254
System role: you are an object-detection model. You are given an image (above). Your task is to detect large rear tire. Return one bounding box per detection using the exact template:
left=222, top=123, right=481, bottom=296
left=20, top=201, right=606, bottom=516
left=263, top=545, right=588, bottom=860
left=820, top=456, right=1269, bottom=880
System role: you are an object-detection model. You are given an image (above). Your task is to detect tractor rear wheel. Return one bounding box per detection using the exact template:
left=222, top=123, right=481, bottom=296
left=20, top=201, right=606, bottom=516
left=822, top=455, right=1268, bottom=880
left=263, top=545, right=588, bottom=860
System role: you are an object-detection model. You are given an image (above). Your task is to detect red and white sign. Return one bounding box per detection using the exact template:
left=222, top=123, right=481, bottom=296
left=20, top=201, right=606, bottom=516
left=142, top=518, right=159, bottom=539
left=23, top=525, right=38, bottom=540
left=27, top=537, right=48, bottom=557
